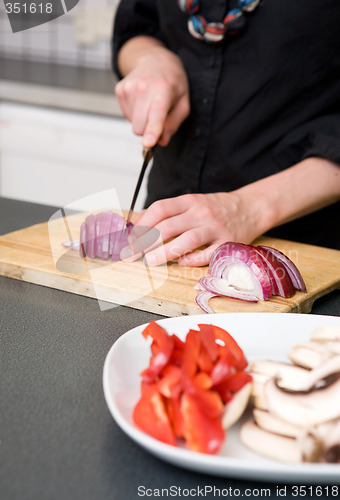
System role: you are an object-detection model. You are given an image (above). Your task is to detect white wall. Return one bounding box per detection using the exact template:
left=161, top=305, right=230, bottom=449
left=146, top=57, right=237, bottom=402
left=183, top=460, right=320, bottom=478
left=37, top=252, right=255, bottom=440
left=0, top=102, right=149, bottom=211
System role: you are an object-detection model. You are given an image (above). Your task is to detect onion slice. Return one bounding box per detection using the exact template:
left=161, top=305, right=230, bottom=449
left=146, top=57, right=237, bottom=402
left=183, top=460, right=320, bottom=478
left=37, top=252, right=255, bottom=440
left=195, top=241, right=306, bottom=314
left=195, top=291, right=219, bottom=314
left=199, top=277, right=258, bottom=302
left=209, top=243, right=272, bottom=300
left=78, top=211, right=131, bottom=261
left=252, top=246, right=295, bottom=298
left=258, top=246, right=307, bottom=292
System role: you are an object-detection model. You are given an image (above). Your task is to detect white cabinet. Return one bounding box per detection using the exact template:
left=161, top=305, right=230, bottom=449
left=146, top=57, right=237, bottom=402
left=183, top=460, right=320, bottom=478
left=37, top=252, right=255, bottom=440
left=0, top=102, right=148, bottom=211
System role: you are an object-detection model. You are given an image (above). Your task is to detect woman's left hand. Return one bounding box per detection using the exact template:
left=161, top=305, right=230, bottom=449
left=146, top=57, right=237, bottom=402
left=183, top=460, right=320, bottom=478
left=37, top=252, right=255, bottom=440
left=120, top=191, right=265, bottom=266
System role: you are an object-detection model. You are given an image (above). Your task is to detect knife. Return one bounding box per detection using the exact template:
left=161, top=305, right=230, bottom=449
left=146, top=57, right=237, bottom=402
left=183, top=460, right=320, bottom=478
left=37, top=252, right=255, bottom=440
left=125, top=147, right=154, bottom=228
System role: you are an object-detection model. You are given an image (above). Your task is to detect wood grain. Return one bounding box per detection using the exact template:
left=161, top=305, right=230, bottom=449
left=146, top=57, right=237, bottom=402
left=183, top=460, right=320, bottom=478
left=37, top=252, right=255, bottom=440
left=0, top=212, right=339, bottom=316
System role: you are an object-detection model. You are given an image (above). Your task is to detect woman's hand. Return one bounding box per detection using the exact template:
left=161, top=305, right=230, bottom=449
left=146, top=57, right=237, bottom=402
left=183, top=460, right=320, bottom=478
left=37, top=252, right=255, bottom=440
left=121, top=191, right=267, bottom=267
left=115, top=37, right=190, bottom=149
left=121, top=157, right=340, bottom=267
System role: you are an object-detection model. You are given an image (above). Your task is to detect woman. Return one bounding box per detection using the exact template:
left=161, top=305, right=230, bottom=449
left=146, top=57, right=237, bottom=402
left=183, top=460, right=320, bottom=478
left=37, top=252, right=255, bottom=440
left=113, top=0, right=340, bottom=266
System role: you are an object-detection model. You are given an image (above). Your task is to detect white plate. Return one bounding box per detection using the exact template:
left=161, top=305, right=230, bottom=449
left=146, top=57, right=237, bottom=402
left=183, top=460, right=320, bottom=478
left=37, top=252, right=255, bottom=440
left=103, top=313, right=340, bottom=484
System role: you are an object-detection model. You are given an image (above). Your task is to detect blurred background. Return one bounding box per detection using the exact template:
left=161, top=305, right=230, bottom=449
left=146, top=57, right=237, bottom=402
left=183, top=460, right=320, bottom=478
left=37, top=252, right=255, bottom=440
left=0, top=0, right=145, bottom=211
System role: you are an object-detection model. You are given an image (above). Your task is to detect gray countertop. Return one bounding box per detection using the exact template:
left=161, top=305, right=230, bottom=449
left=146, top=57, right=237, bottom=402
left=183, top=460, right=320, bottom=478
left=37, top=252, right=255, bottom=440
left=0, top=197, right=339, bottom=500
left=0, top=57, right=123, bottom=116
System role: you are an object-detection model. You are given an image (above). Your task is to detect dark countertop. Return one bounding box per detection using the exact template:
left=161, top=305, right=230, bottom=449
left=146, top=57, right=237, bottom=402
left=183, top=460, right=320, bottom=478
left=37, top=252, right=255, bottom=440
left=0, top=57, right=122, bottom=116
left=1, top=197, right=339, bottom=500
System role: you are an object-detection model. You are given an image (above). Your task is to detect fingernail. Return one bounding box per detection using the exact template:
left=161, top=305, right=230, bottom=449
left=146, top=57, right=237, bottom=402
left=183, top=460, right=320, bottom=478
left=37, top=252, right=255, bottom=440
left=143, top=134, right=155, bottom=148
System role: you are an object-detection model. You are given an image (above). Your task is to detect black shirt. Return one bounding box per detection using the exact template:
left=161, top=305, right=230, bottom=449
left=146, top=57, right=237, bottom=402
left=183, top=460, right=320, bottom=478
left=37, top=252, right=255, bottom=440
left=113, top=0, right=340, bottom=249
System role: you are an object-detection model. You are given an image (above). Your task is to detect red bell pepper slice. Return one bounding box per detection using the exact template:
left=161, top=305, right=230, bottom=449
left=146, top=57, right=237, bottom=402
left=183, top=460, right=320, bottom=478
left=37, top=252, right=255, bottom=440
left=166, top=396, right=184, bottom=438
left=180, top=393, right=225, bottom=454
left=182, top=329, right=201, bottom=379
left=197, top=344, right=214, bottom=373
left=157, top=365, right=182, bottom=399
left=133, top=384, right=176, bottom=446
left=198, top=324, right=218, bottom=362
left=210, top=348, right=237, bottom=385
left=199, top=324, right=248, bottom=371
left=140, top=322, right=174, bottom=382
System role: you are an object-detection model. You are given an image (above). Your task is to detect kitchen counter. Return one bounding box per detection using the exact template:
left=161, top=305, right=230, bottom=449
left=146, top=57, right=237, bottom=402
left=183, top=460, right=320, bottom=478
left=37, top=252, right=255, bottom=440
left=1, top=197, right=339, bottom=500
left=0, top=57, right=122, bottom=116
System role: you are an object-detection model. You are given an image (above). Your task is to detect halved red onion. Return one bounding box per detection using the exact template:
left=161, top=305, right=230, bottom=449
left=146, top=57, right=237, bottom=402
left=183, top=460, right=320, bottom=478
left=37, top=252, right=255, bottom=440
left=209, top=242, right=272, bottom=300
left=79, top=211, right=131, bottom=261
left=196, top=241, right=306, bottom=314
left=95, top=211, right=113, bottom=260
left=195, top=291, right=219, bottom=314
left=259, top=246, right=307, bottom=292
left=252, top=246, right=295, bottom=298
left=85, top=214, right=96, bottom=259
left=200, top=277, right=258, bottom=302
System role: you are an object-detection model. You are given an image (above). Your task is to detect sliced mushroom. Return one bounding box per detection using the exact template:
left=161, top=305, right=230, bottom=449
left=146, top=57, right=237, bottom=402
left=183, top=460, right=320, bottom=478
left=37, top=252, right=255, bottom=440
left=252, top=395, right=269, bottom=411
left=275, top=355, right=340, bottom=393
left=311, top=326, right=340, bottom=343
left=253, top=408, right=303, bottom=438
left=240, top=420, right=300, bottom=463
left=265, top=375, right=340, bottom=427
left=299, top=420, right=340, bottom=463
left=288, top=345, right=331, bottom=369
left=222, top=381, right=252, bottom=429
left=251, top=360, right=310, bottom=391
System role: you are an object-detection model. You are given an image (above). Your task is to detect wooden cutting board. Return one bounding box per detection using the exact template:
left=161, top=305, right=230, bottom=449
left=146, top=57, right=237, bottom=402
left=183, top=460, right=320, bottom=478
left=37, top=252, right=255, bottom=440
left=0, top=212, right=339, bottom=317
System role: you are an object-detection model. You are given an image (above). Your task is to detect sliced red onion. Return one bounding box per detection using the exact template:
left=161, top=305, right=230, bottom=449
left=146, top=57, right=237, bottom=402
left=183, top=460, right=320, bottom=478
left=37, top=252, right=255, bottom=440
left=95, top=211, right=113, bottom=260
left=78, top=211, right=131, bottom=261
left=85, top=214, right=96, bottom=259
left=253, top=246, right=295, bottom=298
left=195, top=291, right=219, bottom=314
left=199, top=277, right=258, bottom=302
left=259, top=246, right=307, bottom=292
left=209, top=243, right=272, bottom=300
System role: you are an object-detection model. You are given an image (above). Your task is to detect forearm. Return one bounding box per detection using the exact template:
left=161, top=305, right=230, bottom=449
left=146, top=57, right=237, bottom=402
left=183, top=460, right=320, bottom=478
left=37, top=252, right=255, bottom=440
left=117, top=36, right=166, bottom=77
left=236, top=157, right=340, bottom=235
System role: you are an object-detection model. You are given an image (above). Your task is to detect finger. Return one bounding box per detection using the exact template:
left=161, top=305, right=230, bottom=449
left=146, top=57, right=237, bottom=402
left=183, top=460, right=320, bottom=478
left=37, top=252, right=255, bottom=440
left=178, top=243, right=222, bottom=267
left=120, top=226, right=163, bottom=261
left=144, top=227, right=213, bottom=266
left=159, top=95, right=190, bottom=146
left=136, top=196, right=193, bottom=230
left=115, top=80, right=136, bottom=123
left=130, top=82, right=154, bottom=136
left=142, top=91, right=174, bottom=149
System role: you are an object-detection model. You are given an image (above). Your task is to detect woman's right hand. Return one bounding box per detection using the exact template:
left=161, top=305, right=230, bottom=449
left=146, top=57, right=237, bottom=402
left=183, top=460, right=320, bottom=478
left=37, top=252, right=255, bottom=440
left=115, top=38, right=190, bottom=149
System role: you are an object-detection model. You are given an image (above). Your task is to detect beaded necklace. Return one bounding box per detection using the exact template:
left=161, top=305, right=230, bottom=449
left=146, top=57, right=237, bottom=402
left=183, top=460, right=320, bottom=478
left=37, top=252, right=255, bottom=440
left=178, top=0, right=261, bottom=44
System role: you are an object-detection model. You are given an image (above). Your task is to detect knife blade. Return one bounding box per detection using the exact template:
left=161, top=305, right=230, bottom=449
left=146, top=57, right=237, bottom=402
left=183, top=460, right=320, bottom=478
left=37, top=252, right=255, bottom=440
left=125, top=147, right=154, bottom=228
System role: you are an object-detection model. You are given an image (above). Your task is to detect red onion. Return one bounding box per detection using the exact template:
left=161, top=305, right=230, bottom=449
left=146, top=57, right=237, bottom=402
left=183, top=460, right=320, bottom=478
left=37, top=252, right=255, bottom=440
left=252, top=246, right=295, bottom=298
left=79, top=211, right=132, bottom=261
left=195, top=291, right=219, bottom=315
left=258, top=246, right=307, bottom=292
left=209, top=243, right=272, bottom=300
left=199, top=277, right=258, bottom=302
left=196, top=242, right=306, bottom=314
